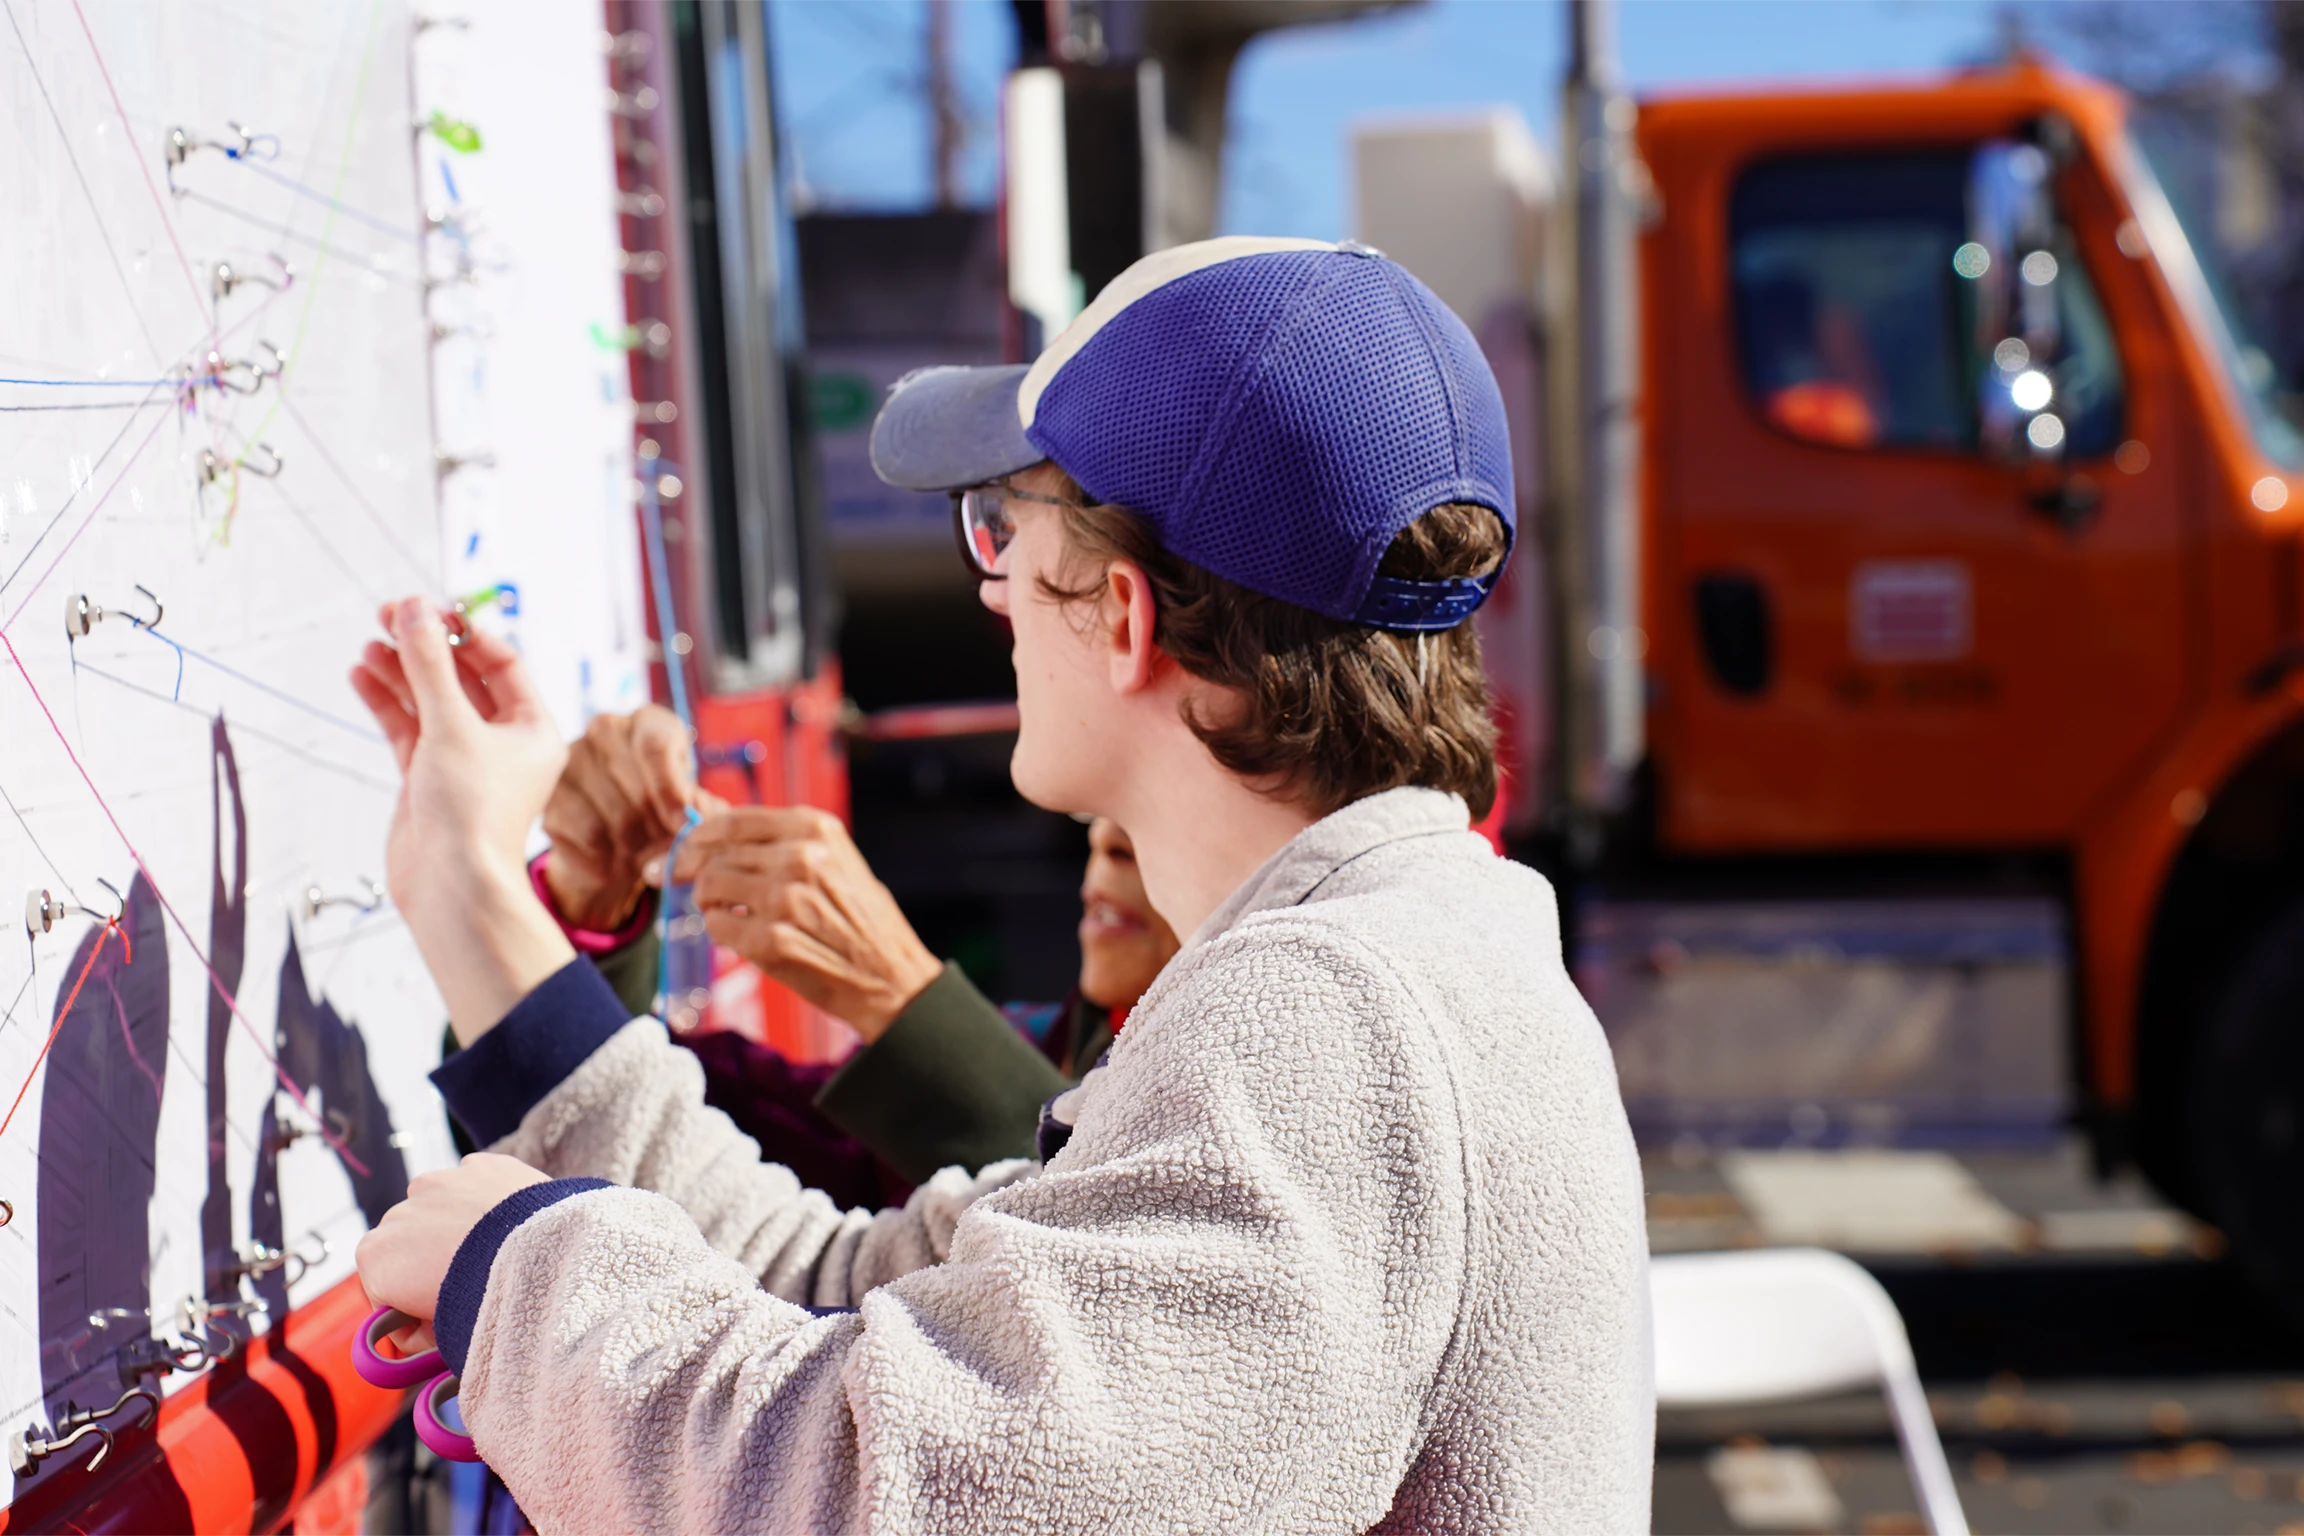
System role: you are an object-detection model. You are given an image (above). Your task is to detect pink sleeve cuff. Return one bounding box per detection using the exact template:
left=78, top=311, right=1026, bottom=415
left=529, top=852, right=657, bottom=956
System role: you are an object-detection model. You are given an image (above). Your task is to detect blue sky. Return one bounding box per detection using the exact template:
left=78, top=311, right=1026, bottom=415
left=769, top=0, right=2009, bottom=238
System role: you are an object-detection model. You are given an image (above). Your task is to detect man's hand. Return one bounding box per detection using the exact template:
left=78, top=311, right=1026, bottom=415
left=357, top=1154, right=552, bottom=1324
left=348, top=598, right=576, bottom=1042
left=542, top=706, right=713, bottom=931
left=667, top=808, right=942, bottom=1042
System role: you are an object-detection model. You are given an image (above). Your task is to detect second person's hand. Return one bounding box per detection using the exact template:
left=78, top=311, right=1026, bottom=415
left=541, top=705, right=721, bottom=931
left=665, top=807, right=942, bottom=1042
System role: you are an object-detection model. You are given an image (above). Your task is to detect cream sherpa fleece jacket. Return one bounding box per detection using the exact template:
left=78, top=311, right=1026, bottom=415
left=426, top=786, right=1652, bottom=1533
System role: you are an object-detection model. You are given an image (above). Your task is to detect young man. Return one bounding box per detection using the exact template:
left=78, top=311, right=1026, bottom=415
left=351, top=236, right=1651, bottom=1533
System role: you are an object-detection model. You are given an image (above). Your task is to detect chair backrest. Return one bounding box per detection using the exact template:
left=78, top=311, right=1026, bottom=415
left=1650, top=1247, right=1969, bottom=1536
left=1650, top=1247, right=1915, bottom=1409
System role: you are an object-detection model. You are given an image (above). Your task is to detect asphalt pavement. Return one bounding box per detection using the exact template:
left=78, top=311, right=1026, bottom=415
left=1646, top=1142, right=2304, bottom=1534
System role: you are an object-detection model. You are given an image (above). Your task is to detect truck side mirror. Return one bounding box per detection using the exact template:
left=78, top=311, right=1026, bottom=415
left=1966, top=140, right=2068, bottom=463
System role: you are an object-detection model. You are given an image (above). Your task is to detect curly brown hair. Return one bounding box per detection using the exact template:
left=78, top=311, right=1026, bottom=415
left=1036, top=475, right=1505, bottom=820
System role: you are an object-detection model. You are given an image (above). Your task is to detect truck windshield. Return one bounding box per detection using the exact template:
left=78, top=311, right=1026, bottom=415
left=2127, top=118, right=2304, bottom=469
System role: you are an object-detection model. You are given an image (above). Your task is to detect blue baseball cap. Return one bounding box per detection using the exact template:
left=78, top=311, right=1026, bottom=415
left=869, top=236, right=1514, bottom=632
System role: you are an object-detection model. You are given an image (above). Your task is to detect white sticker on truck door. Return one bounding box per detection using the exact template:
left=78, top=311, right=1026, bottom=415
left=1850, top=561, right=1972, bottom=662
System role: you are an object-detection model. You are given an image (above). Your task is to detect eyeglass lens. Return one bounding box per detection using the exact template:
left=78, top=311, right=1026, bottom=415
left=957, top=487, right=1014, bottom=577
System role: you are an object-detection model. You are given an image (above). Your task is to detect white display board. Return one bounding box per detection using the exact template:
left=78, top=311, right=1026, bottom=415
left=0, top=0, right=641, bottom=1501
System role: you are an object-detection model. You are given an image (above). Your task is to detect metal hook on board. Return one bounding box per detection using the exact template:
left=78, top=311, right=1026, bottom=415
left=434, top=448, right=496, bottom=480
left=64, top=585, right=163, bottom=642
left=302, top=878, right=386, bottom=922
left=219, top=1230, right=329, bottom=1288
left=164, top=122, right=280, bottom=193
left=25, top=879, right=124, bottom=938
left=211, top=253, right=292, bottom=305
left=8, top=1388, right=156, bottom=1476
left=202, top=340, right=286, bottom=395
left=199, top=444, right=284, bottom=486
left=123, top=1294, right=266, bottom=1386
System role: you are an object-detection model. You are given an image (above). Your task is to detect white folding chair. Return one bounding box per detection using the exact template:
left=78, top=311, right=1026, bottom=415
left=1650, top=1247, right=1970, bottom=1536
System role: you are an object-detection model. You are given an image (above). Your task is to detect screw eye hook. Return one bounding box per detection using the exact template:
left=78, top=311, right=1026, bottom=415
left=9, top=1420, right=113, bottom=1476
left=221, top=121, right=281, bottom=162
left=25, top=884, right=122, bottom=938
left=303, top=879, right=386, bottom=921
left=10, top=1387, right=156, bottom=1475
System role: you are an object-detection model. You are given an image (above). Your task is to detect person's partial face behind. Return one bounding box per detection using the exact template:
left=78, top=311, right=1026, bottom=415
left=1078, top=818, right=1179, bottom=1011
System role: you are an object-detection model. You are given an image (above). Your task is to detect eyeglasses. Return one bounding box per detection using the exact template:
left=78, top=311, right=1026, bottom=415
left=951, top=482, right=1075, bottom=579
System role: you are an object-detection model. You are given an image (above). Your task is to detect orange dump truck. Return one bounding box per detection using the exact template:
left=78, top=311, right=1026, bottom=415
left=1368, top=56, right=2304, bottom=1312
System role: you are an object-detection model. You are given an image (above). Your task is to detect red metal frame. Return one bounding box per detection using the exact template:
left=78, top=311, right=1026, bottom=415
left=1, top=1278, right=402, bottom=1535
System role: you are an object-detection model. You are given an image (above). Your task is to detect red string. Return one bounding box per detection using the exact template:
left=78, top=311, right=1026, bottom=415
left=66, top=0, right=212, bottom=336
left=0, top=629, right=370, bottom=1178
left=0, top=918, right=119, bottom=1144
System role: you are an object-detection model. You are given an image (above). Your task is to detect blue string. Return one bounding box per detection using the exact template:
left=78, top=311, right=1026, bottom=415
left=234, top=158, right=423, bottom=246
left=657, top=807, right=708, bottom=1024
left=635, top=453, right=697, bottom=772
left=119, top=621, right=384, bottom=743
left=0, top=375, right=181, bottom=388
left=636, top=452, right=708, bottom=1019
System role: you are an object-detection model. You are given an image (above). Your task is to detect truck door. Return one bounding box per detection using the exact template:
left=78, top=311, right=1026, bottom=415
left=1648, top=130, right=2191, bottom=851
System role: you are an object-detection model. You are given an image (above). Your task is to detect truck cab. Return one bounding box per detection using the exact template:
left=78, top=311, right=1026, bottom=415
left=1628, top=65, right=2304, bottom=1308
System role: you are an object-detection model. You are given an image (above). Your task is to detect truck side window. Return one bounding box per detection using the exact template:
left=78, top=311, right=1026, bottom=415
left=2044, top=235, right=2124, bottom=460
left=1732, top=152, right=1975, bottom=451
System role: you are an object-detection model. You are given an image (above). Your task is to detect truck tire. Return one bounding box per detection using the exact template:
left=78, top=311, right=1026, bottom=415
left=2190, top=896, right=2304, bottom=1324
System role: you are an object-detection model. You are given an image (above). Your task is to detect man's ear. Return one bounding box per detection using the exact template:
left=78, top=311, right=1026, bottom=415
left=1102, top=559, right=1160, bottom=694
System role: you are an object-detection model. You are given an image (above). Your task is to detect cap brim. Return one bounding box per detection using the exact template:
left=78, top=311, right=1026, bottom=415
left=869, top=364, right=1042, bottom=491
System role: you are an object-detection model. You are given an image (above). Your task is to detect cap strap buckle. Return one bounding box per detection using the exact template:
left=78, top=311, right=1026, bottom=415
left=1352, top=572, right=1496, bottom=632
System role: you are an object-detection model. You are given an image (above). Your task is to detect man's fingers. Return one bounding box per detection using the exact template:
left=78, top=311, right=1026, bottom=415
left=349, top=665, right=418, bottom=772
left=358, top=641, right=417, bottom=718
left=453, top=621, right=551, bottom=725
left=385, top=597, right=477, bottom=730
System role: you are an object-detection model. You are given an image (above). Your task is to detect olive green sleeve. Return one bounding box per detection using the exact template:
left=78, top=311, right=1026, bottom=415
left=590, top=925, right=661, bottom=1022
left=813, top=963, right=1067, bottom=1183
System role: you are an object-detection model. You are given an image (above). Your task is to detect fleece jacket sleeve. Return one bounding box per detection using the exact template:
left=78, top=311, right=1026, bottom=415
left=447, top=921, right=1466, bottom=1535
left=434, top=957, right=1034, bottom=1306
left=813, top=962, right=1067, bottom=1182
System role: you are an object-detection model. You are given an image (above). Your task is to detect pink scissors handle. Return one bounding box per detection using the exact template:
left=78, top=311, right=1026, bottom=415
left=352, top=1306, right=442, bottom=1390
left=413, top=1373, right=479, bottom=1463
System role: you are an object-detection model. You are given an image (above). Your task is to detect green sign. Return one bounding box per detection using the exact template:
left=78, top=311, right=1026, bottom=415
left=811, top=370, right=874, bottom=433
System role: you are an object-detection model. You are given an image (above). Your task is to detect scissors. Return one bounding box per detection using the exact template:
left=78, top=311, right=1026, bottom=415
left=351, top=1306, right=480, bottom=1462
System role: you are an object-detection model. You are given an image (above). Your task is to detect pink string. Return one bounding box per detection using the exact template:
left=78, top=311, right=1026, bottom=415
left=0, top=627, right=370, bottom=1178
left=67, top=0, right=212, bottom=337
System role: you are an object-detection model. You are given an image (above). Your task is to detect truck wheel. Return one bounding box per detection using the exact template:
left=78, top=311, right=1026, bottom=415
left=2190, top=897, right=2304, bottom=1323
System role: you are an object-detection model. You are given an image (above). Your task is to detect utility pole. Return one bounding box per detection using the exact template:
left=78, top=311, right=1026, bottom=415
left=928, top=0, right=961, bottom=208
left=1558, top=0, right=1644, bottom=833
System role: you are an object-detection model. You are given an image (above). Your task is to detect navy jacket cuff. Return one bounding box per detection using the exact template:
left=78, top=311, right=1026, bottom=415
left=434, top=1176, right=610, bottom=1376
left=430, top=957, right=634, bottom=1147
